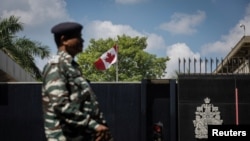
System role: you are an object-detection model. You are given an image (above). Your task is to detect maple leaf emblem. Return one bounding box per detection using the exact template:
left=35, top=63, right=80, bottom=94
left=104, top=52, right=115, bottom=63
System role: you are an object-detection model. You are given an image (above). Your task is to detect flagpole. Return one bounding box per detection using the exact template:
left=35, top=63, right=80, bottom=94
left=116, top=44, right=118, bottom=82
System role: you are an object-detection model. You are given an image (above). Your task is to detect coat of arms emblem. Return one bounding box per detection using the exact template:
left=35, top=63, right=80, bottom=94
left=193, top=97, right=223, bottom=139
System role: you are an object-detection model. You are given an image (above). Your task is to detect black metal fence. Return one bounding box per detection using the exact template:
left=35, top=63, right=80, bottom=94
left=178, top=57, right=250, bottom=74
left=2, top=75, right=249, bottom=141
left=0, top=83, right=45, bottom=141
left=0, top=81, right=176, bottom=141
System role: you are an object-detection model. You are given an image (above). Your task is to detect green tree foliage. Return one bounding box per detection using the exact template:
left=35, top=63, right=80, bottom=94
left=77, top=35, right=169, bottom=82
left=0, top=15, right=50, bottom=81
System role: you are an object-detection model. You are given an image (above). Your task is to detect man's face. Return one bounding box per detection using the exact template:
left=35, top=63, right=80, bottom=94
left=64, top=33, right=84, bottom=56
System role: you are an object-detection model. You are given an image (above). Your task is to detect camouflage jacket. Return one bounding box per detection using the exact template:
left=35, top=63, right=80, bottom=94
left=42, top=51, right=107, bottom=140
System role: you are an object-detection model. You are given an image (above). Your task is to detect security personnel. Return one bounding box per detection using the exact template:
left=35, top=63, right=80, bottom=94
left=42, top=22, right=113, bottom=141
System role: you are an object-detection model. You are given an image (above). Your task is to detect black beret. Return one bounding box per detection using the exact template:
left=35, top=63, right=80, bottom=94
left=51, top=22, right=83, bottom=35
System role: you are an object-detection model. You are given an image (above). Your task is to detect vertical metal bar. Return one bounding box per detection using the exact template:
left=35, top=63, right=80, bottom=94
left=178, top=58, right=181, bottom=74
left=231, top=58, right=233, bottom=73
left=188, top=58, right=191, bottom=74
left=221, top=58, right=224, bottom=73
left=216, top=57, right=219, bottom=73
left=194, top=58, right=196, bottom=73
left=200, top=58, right=202, bottom=74
left=205, top=57, right=207, bottom=74
left=235, top=78, right=239, bottom=125
left=183, top=58, right=186, bottom=74
left=170, top=79, right=177, bottom=141
left=237, top=57, right=240, bottom=74
left=235, top=87, right=239, bottom=125
left=210, top=58, right=213, bottom=73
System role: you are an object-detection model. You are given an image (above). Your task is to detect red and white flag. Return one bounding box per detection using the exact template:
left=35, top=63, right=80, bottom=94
left=94, top=45, right=118, bottom=70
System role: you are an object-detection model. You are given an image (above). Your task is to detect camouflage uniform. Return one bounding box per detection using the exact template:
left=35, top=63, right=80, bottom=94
left=42, top=51, right=113, bottom=141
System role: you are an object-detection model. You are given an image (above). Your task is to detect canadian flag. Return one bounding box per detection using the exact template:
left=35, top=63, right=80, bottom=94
left=94, top=45, right=118, bottom=70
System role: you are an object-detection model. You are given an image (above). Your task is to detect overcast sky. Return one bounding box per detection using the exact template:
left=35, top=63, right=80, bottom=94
left=1, top=0, right=250, bottom=78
